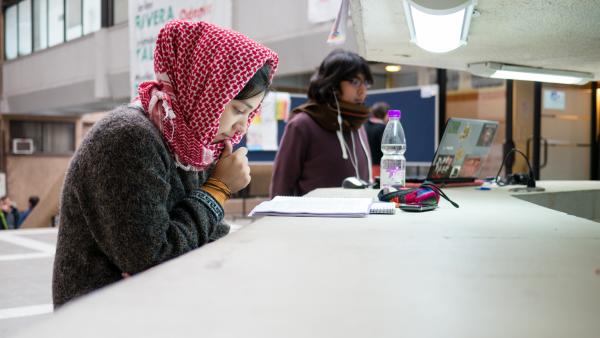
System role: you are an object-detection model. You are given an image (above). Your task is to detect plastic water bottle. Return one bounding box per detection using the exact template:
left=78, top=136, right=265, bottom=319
left=380, top=109, right=406, bottom=189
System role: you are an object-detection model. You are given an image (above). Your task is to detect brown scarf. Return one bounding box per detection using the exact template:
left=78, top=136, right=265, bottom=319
left=292, top=100, right=370, bottom=132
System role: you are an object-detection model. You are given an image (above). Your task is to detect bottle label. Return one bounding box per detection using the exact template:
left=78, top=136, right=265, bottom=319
left=381, top=164, right=405, bottom=188
left=385, top=166, right=405, bottom=181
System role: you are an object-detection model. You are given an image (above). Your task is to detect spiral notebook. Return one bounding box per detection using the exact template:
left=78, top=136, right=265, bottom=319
left=248, top=196, right=396, bottom=218
left=369, top=202, right=396, bottom=214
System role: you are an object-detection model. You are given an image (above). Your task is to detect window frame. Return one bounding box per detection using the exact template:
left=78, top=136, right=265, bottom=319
left=4, top=4, right=18, bottom=60
left=33, top=0, right=49, bottom=51
left=65, top=0, right=83, bottom=41
left=17, top=0, right=33, bottom=56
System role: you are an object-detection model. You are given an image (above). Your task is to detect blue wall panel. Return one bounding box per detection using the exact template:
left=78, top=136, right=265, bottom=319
left=240, top=87, right=437, bottom=164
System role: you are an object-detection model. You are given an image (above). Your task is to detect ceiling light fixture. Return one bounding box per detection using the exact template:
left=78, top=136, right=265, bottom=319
left=468, top=62, right=593, bottom=85
left=403, top=0, right=476, bottom=53
left=385, top=65, right=402, bottom=72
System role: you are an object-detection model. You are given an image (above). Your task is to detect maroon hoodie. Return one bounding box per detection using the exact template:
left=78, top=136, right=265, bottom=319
left=270, top=112, right=371, bottom=197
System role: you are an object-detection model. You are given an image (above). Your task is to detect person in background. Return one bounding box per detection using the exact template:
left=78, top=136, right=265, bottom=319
left=0, top=203, right=7, bottom=230
left=1, top=196, right=20, bottom=229
left=18, top=195, right=40, bottom=226
left=364, top=101, right=390, bottom=170
left=52, top=20, right=278, bottom=307
left=270, top=49, right=373, bottom=197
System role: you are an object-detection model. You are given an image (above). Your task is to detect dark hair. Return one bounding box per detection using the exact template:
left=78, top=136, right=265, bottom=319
left=29, top=196, right=40, bottom=208
left=370, top=101, right=390, bottom=119
left=235, top=63, right=272, bottom=100
left=307, top=49, right=373, bottom=105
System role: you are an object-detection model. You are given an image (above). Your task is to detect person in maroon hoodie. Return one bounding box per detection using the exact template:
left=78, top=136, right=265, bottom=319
left=270, top=49, right=374, bottom=197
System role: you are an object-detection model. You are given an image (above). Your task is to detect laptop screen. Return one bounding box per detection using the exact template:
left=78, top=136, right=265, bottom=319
left=427, top=118, right=499, bottom=180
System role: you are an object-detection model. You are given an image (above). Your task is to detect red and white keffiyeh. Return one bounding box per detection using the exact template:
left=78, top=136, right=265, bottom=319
left=137, top=20, right=278, bottom=170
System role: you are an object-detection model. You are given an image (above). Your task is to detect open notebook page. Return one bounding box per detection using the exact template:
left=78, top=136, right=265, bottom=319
left=248, top=196, right=373, bottom=218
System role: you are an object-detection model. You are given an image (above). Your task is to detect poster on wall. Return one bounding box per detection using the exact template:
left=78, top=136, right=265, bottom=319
left=543, top=89, right=566, bottom=110
left=128, top=0, right=232, bottom=99
left=245, top=92, right=291, bottom=151
left=308, top=0, right=342, bottom=23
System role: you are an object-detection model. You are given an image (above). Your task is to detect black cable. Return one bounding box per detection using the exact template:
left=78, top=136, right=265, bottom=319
left=421, top=182, right=459, bottom=208
left=494, top=148, right=536, bottom=187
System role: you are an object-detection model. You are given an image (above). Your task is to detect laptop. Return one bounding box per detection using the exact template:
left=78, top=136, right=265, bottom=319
left=405, top=118, right=499, bottom=187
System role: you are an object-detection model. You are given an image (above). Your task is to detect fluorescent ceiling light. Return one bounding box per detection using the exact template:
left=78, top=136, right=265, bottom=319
left=468, top=62, right=593, bottom=85
left=385, top=65, right=402, bottom=72
left=403, top=0, right=476, bottom=53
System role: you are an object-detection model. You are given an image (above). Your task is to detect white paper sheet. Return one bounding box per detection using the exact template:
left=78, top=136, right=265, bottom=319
left=249, top=196, right=373, bottom=218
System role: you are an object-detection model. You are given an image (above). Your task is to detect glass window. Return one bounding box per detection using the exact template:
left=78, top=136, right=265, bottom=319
left=66, top=0, right=82, bottom=41
left=33, top=0, right=48, bottom=51
left=48, top=0, right=64, bottom=46
left=539, top=84, right=590, bottom=179
left=10, top=121, right=43, bottom=153
left=43, top=122, right=75, bottom=153
left=18, top=0, right=33, bottom=56
left=10, top=121, right=75, bottom=154
left=5, top=5, right=18, bottom=60
left=114, top=0, right=129, bottom=24
left=83, top=0, right=101, bottom=34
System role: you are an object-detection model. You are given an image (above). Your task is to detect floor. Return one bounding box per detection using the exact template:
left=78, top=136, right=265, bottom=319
left=0, top=217, right=254, bottom=337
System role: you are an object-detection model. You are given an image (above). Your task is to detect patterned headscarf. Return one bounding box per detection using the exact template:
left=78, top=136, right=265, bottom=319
left=138, top=20, right=278, bottom=170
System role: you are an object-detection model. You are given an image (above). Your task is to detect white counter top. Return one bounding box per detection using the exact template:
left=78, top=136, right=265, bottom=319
left=11, top=181, right=600, bottom=338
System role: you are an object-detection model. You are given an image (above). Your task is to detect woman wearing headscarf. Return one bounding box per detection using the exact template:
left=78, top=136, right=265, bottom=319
left=52, top=20, right=278, bottom=307
left=270, top=49, right=373, bottom=197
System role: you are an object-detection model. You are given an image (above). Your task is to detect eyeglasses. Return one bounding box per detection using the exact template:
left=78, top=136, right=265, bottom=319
left=345, top=78, right=372, bottom=89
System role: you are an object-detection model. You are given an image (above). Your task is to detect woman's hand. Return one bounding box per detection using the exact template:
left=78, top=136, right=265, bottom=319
left=211, top=140, right=250, bottom=193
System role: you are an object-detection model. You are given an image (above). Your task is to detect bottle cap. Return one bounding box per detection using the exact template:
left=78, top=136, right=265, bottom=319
left=387, top=110, right=401, bottom=118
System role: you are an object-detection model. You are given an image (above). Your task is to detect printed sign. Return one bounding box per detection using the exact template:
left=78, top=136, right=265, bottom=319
left=128, top=0, right=232, bottom=98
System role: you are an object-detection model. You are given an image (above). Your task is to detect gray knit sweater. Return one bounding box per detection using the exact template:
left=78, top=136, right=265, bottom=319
left=52, top=106, right=230, bottom=307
